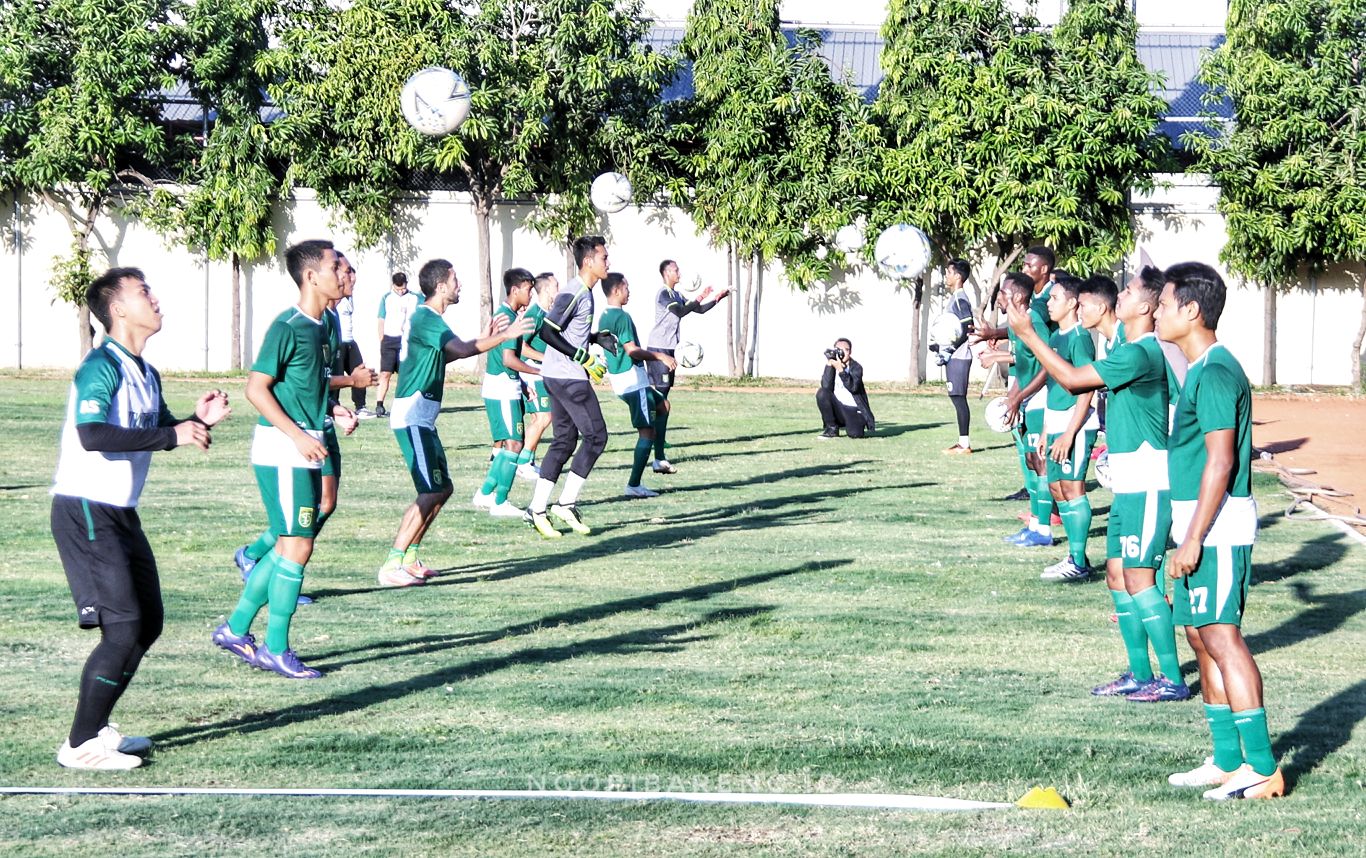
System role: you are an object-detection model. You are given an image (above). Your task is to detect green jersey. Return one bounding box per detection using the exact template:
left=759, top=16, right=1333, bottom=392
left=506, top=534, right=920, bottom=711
left=1168, top=343, right=1256, bottom=545
left=597, top=306, right=649, bottom=394
left=1008, top=307, right=1051, bottom=386
left=252, top=307, right=331, bottom=432
left=1030, top=282, right=1054, bottom=328
left=1045, top=325, right=1096, bottom=412
left=523, top=303, right=548, bottom=357
left=482, top=303, right=522, bottom=400
left=391, top=305, right=455, bottom=429
left=1092, top=332, right=1170, bottom=494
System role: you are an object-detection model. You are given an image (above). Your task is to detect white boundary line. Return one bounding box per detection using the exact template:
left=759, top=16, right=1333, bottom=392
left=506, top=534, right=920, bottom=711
left=0, top=786, right=1012, bottom=812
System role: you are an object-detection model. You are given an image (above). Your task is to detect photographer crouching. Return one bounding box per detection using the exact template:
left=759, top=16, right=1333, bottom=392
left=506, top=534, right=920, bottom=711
left=816, top=338, right=875, bottom=439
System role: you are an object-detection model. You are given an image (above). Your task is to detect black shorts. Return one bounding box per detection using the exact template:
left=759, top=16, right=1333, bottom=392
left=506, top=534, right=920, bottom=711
left=646, top=348, right=675, bottom=391
left=380, top=335, right=403, bottom=373
left=946, top=356, right=971, bottom=396
left=51, top=495, right=160, bottom=629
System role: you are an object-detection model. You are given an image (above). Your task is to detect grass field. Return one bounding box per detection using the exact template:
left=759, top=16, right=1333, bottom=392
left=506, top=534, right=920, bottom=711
left=1, top=372, right=1363, bottom=856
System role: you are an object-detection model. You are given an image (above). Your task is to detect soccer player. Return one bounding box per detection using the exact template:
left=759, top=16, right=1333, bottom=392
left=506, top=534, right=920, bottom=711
left=1037, top=275, right=1099, bottom=581
left=644, top=259, right=728, bottom=473
left=515, top=272, right=559, bottom=482
left=472, top=267, right=541, bottom=518
left=232, top=253, right=373, bottom=604
left=598, top=272, right=677, bottom=497
left=1008, top=268, right=1188, bottom=700
left=336, top=254, right=373, bottom=416
left=997, top=273, right=1054, bottom=547
left=941, top=259, right=977, bottom=454
left=378, top=259, right=531, bottom=586
left=51, top=268, right=231, bottom=769
left=522, top=235, right=616, bottom=539
left=212, top=240, right=343, bottom=680
left=374, top=271, right=421, bottom=417
left=1156, top=262, right=1281, bottom=800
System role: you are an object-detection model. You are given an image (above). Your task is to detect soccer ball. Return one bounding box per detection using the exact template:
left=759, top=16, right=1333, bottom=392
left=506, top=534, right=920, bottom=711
left=1094, top=451, right=1112, bottom=489
left=677, top=342, right=704, bottom=369
left=929, top=312, right=963, bottom=352
left=400, top=67, right=472, bottom=137
left=590, top=172, right=633, bottom=214
left=984, top=396, right=1020, bottom=434
left=874, top=224, right=932, bottom=279
left=834, top=224, right=865, bottom=255
left=679, top=275, right=704, bottom=295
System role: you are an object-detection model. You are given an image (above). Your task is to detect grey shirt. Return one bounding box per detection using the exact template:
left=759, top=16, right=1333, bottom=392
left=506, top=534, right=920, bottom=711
left=647, top=287, right=718, bottom=350
left=540, top=276, right=595, bottom=381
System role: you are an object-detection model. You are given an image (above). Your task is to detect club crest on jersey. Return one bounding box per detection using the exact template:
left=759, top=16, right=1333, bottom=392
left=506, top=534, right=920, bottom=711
left=299, top=507, right=315, bottom=528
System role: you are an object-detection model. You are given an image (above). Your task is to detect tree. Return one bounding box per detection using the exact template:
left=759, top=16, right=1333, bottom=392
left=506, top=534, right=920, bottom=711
left=874, top=0, right=1166, bottom=382
left=163, top=0, right=281, bottom=369
left=0, top=0, right=179, bottom=354
left=677, top=0, right=873, bottom=375
left=1187, top=0, right=1366, bottom=389
left=261, top=0, right=673, bottom=337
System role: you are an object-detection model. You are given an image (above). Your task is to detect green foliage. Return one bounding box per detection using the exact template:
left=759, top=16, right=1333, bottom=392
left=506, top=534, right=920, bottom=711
left=874, top=0, right=1167, bottom=273
left=170, top=0, right=280, bottom=263
left=261, top=0, right=673, bottom=247
left=1186, top=0, right=1366, bottom=285
left=48, top=242, right=93, bottom=306
left=676, top=1, right=874, bottom=287
left=0, top=0, right=180, bottom=310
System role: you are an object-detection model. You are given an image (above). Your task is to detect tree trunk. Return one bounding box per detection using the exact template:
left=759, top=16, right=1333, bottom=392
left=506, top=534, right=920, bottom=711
left=77, top=304, right=93, bottom=356
left=1352, top=271, right=1366, bottom=395
left=907, top=277, right=926, bottom=385
left=474, top=195, right=494, bottom=374
left=745, top=252, right=762, bottom=376
left=738, top=254, right=754, bottom=377
left=725, top=243, right=737, bottom=376
left=978, top=242, right=1025, bottom=318
left=231, top=251, right=242, bottom=370
left=1263, top=284, right=1277, bottom=386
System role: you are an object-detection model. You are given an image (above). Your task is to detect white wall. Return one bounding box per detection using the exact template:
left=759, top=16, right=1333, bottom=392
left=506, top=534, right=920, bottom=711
left=2, top=179, right=1362, bottom=386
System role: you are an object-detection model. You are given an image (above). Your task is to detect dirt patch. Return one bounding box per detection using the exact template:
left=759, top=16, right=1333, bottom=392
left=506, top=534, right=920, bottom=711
left=1252, top=395, right=1366, bottom=532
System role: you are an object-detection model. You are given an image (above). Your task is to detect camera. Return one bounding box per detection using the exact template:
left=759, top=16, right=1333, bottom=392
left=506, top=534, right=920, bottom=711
left=824, top=348, right=846, bottom=361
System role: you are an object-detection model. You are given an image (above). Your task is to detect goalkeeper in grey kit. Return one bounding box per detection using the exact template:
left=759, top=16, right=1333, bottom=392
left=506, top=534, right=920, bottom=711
left=522, top=235, right=621, bottom=538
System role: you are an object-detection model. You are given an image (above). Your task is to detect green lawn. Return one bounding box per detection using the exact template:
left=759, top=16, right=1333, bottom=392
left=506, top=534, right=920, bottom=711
left=1, top=372, right=1362, bottom=856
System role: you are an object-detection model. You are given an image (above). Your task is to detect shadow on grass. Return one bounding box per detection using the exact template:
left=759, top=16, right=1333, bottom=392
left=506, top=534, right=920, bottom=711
left=314, top=559, right=847, bottom=667
left=1246, top=582, right=1366, bottom=657
left=675, top=426, right=845, bottom=449
left=1254, top=531, right=1349, bottom=586
left=856, top=422, right=942, bottom=439
left=162, top=563, right=843, bottom=747
left=1274, top=679, right=1366, bottom=792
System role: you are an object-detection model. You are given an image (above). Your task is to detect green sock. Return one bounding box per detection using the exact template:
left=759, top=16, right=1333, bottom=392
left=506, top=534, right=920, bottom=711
left=403, top=544, right=420, bottom=566
left=1059, top=496, right=1091, bottom=566
left=1131, top=586, right=1182, bottom=682
left=381, top=547, right=405, bottom=572
left=493, top=450, right=518, bottom=504
left=1029, top=475, right=1052, bottom=533
left=1110, top=589, right=1153, bottom=681
left=228, top=550, right=280, bottom=635
left=245, top=531, right=277, bottom=563
left=1233, top=708, right=1277, bottom=776
left=630, top=437, right=652, bottom=487
left=479, top=453, right=500, bottom=496
left=1205, top=704, right=1243, bottom=773
left=653, top=410, right=669, bottom=460
left=264, top=557, right=305, bottom=653
left=516, top=448, right=533, bottom=466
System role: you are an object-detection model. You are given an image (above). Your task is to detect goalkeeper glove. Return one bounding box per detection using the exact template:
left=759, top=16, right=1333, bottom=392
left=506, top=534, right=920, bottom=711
left=573, top=347, right=608, bottom=382
left=593, top=330, right=621, bottom=355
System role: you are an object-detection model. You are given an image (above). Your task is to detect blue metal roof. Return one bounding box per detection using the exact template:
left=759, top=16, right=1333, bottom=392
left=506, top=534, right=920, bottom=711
left=646, top=26, right=1229, bottom=141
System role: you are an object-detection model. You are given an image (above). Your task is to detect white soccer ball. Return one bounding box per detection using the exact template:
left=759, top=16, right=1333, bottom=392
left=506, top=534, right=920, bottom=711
left=984, top=396, right=1020, bottom=434
left=590, top=171, right=633, bottom=214
left=1094, top=451, right=1112, bottom=489
left=677, top=341, right=704, bottom=369
left=928, top=312, right=963, bottom=351
left=834, top=224, right=865, bottom=255
left=874, top=223, right=932, bottom=279
left=400, top=67, right=472, bottom=137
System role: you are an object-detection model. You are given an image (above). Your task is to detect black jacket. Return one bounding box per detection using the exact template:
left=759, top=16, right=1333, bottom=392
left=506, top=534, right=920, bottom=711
left=820, top=360, right=876, bottom=432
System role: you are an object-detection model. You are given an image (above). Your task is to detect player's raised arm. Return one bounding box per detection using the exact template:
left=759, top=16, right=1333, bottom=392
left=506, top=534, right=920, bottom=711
left=1006, top=301, right=1104, bottom=395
